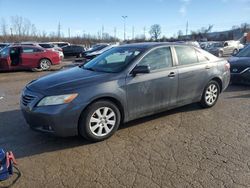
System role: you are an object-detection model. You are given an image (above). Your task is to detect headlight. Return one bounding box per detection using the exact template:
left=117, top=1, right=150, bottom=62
left=37, top=93, right=78, bottom=106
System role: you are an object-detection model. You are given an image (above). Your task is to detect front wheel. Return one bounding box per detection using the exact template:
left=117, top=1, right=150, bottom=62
left=200, top=81, right=220, bottom=108
left=39, top=59, right=51, bottom=71
left=79, top=100, right=121, bottom=142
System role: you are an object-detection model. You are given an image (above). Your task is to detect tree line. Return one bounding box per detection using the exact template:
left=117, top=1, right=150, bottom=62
left=0, top=16, right=250, bottom=45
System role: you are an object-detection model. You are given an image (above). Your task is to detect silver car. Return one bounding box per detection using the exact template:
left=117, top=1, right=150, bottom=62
left=21, top=43, right=230, bottom=142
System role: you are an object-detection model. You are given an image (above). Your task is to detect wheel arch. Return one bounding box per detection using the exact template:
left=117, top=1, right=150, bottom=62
left=210, top=77, right=223, bottom=93
left=77, top=96, right=125, bottom=134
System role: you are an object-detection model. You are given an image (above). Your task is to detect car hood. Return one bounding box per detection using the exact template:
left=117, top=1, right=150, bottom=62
left=228, top=56, right=250, bottom=66
left=27, top=67, right=112, bottom=94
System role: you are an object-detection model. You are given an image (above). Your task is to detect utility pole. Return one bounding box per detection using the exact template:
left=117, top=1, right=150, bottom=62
left=68, top=28, right=71, bottom=38
left=114, top=27, right=117, bottom=39
left=132, top=26, right=135, bottom=40
left=143, top=26, right=146, bottom=40
left=122, top=16, right=128, bottom=41
left=101, top=25, right=104, bottom=40
left=57, top=22, right=61, bottom=39
left=186, top=21, right=189, bottom=38
left=10, top=28, right=13, bottom=36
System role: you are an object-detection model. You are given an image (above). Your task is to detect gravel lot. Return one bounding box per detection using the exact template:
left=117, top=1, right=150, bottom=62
left=0, top=62, right=250, bottom=188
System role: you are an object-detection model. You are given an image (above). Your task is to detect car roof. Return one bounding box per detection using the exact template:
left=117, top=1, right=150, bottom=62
left=119, top=42, right=195, bottom=50
left=10, top=44, right=43, bottom=49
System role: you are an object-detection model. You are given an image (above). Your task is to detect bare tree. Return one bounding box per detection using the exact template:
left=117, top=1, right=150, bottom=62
left=0, top=18, right=8, bottom=36
left=149, top=24, right=161, bottom=40
left=11, top=15, right=23, bottom=36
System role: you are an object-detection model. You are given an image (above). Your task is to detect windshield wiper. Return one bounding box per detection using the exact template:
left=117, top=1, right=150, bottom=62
left=82, top=67, right=96, bottom=71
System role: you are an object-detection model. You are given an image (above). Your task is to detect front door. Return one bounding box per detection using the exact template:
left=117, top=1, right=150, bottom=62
left=126, top=47, right=178, bottom=120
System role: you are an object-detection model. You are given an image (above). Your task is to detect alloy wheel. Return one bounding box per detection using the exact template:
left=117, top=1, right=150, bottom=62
left=205, top=84, right=218, bottom=106
left=89, top=107, right=116, bottom=137
left=40, top=59, right=51, bottom=70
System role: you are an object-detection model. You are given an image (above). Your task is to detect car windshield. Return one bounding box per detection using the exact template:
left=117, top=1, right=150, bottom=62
left=82, top=47, right=144, bottom=73
left=39, top=43, right=54, bottom=48
left=235, top=45, right=250, bottom=57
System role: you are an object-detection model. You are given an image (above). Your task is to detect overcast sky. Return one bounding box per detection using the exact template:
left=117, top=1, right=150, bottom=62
left=0, top=0, right=249, bottom=39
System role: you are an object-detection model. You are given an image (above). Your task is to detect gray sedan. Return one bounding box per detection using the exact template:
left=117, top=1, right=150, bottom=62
left=21, top=43, right=230, bottom=141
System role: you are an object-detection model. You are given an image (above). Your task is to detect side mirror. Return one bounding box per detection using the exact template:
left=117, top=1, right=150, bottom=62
left=131, top=65, right=150, bottom=76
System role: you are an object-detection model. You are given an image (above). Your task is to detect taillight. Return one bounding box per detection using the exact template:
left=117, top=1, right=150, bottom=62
left=225, top=62, right=230, bottom=71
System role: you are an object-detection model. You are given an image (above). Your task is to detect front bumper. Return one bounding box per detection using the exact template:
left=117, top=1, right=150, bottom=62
left=20, top=88, right=85, bottom=137
left=231, top=68, right=250, bottom=85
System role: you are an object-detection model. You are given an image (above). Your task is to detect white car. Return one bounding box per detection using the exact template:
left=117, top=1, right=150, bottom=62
left=21, top=42, right=64, bottom=59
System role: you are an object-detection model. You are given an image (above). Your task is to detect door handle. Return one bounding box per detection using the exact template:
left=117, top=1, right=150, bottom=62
left=205, top=65, right=211, bottom=69
left=168, top=72, right=176, bottom=78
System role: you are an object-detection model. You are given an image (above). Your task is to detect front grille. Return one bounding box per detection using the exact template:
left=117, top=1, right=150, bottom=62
left=22, top=94, right=36, bottom=106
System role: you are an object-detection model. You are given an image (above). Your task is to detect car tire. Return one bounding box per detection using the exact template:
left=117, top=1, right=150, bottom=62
left=79, top=100, right=121, bottom=142
left=39, top=59, right=51, bottom=71
left=200, top=80, right=220, bottom=108
left=233, top=49, right=238, bottom=55
left=78, top=53, right=83, bottom=58
left=218, top=51, right=223, bottom=57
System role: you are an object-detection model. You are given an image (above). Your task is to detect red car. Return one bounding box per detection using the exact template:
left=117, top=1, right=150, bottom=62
left=0, top=45, right=61, bottom=71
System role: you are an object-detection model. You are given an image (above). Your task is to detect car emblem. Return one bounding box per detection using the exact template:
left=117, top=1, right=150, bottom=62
left=232, top=68, right=238, bottom=72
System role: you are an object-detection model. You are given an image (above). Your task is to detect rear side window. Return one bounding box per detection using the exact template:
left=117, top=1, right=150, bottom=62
left=196, top=50, right=209, bottom=62
left=138, top=47, right=173, bottom=71
left=22, top=47, right=42, bottom=53
left=175, top=46, right=198, bottom=65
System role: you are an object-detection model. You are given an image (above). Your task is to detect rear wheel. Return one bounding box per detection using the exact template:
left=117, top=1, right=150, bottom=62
left=79, top=100, right=121, bottom=142
left=39, top=59, right=51, bottom=71
left=200, top=80, right=220, bottom=108
left=218, top=51, right=223, bottom=57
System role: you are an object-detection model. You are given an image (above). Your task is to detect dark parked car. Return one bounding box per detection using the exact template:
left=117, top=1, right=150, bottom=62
left=80, top=44, right=109, bottom=58
left=62, top=45, right=86, bottom=57
left=0, top=45, right=61, bottom=71
left=229, top=44, right=250, bottom=84
left=84, top=44, right=118, bottom=60
left=21, top=43, right=230, bottom=141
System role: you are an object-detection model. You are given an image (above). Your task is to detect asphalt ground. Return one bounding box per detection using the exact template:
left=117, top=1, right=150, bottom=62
left=0, top=61, right=250, bottom=188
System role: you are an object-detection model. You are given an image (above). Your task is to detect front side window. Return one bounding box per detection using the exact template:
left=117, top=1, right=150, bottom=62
left=138, top=47, right=173, bottom=71
left=175, top=46, right=198, bottom=65
left=83, top=47, right=144, bottom=73
left=0, top=47, right=9, bottom=57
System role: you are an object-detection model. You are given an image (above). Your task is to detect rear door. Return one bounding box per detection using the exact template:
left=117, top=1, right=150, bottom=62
left=174, top=46, right=212, bottom=104
left=0, top=47, right=11, bottom=70
left=126, top=46, right=178, bottom=120
left=21, top=47, right=42, bottom=68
